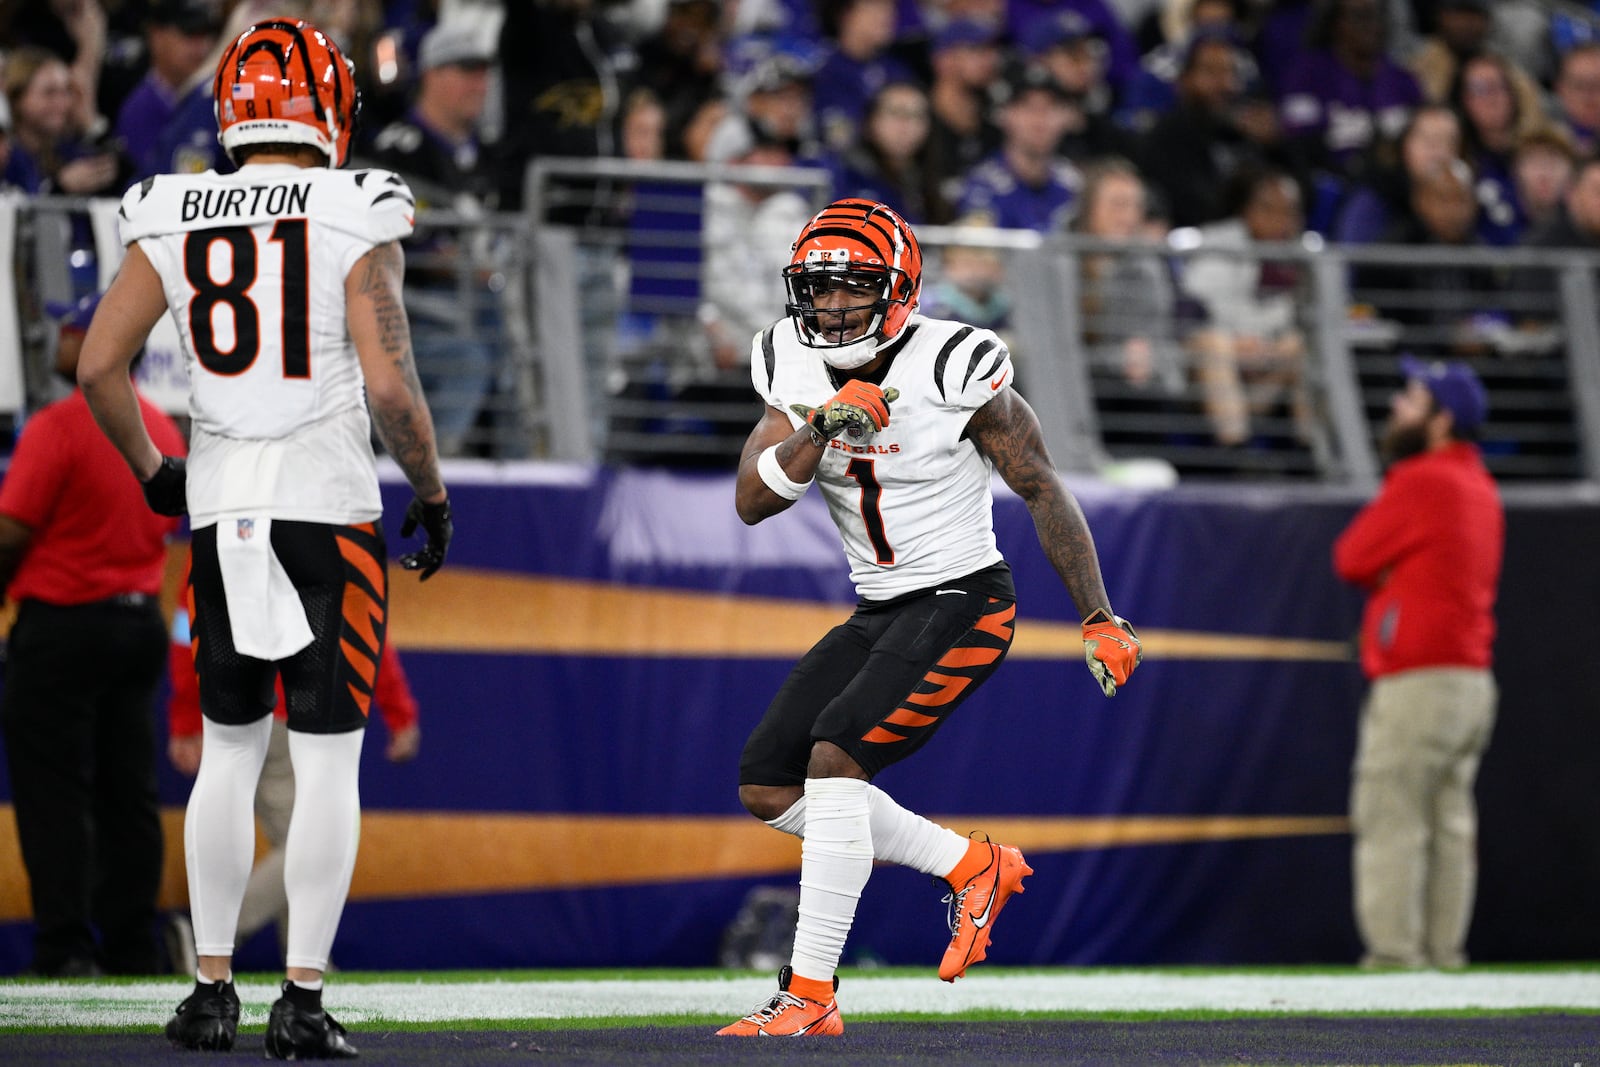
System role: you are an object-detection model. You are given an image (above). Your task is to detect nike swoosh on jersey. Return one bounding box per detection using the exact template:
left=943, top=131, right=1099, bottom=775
left=990, top=370, right=1010, bottom=391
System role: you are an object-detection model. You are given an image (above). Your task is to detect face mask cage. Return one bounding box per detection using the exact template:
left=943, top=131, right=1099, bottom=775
left=783, top=266, right=900, bottom=347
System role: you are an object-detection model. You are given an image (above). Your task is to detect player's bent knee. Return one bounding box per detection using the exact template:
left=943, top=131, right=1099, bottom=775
left=738, top=783, right=801, bottom=821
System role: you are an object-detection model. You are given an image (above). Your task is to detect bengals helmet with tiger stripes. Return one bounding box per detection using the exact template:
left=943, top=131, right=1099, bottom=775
left=213, top=18, right=359, bottom=168
left=783, top=198, right=923, bottom=369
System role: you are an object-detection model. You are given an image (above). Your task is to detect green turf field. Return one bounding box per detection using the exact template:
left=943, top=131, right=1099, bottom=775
left=4, top=964, right=1597, bottom=1032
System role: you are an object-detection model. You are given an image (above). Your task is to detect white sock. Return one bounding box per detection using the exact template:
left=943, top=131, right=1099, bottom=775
left=187, top=718, right=274, bottom=958
left=282, top=729, right=365, bottom=973
left=866, top=785, right=969, bottom=877
left=766, top=786, right=968, bottom=877
left=790, top=777, right=872, bottom=984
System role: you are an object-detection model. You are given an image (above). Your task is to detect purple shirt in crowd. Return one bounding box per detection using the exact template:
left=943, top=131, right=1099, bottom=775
left=956, top=154, right=1082, bottom=233
left=114, top=74, right=185, bottom=178
left=1278, top=49, right=1422, bottom=176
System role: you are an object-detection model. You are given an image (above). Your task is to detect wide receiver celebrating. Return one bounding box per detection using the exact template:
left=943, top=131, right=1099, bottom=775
left=78, top=18, right=451, bottom=1059
left=721, top=198, right=1141, bottom=1036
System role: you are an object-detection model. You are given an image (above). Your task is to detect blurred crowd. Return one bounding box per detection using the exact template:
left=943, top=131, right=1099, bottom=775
left=3, top=0, right=1596, bottom=235
left=2, top=0, right=1599, bottom=458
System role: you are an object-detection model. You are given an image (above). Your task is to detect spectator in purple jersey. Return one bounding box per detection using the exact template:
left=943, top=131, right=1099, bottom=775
left=112, top=0, right=222, bottom=179
left=954, top=65, right=1083, bottom=232
left=1276, top=0, right=1423, bottom=227
left=1552, top=42, right=1600, bottom=159
left=1448, top=53, right=1532, bottom=246
left=827, top=80, right=946, bottom=223
left=811, top=0, right=919, bottom=153
left=1004, top=0, right=1140, bottom=98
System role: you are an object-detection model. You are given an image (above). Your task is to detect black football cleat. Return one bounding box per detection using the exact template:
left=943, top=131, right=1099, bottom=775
left=264, top=984, right=359, bottom=1060
left=165, top=978, right=240, bottom=1051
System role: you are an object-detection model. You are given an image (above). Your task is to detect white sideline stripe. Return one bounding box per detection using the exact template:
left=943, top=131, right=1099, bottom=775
left=2, top=971, right=1598, bottom=1029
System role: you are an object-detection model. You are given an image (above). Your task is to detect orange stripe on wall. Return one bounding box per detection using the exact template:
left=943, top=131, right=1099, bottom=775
left=0, top=805, right=1349, bottom=921
left=18, top=548, right=1354, bottom=665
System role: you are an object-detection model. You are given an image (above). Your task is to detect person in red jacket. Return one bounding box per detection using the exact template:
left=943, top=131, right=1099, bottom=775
left=164, top=557, right=421, bottom=966
left=0, top=292, right=186, bottom=976
left=1333, top=355, right=1503, bottom=971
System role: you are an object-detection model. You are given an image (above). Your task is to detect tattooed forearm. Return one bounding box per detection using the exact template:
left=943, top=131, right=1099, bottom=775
left=354, top=242, right=444, bottom=501
left=372, top=403, right=445, bottom=501
left=358, top=244, right=418, bottom=381
left=970, top=392, right=1112, bottom=619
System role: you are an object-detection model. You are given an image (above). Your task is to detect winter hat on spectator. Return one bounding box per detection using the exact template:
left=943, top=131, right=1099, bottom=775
left=418, top=22, right=495, bottom=71
left=1400, top=355, right=1488, bottom=432
left=1019, top=10, right=1096, bottom=58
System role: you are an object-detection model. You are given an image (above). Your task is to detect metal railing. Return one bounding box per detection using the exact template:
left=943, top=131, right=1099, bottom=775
left=9, top=176, right=1600, bottom=486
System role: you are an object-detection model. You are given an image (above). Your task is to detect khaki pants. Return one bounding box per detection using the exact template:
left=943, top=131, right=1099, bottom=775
left=1351, top=667, right=1496, bottom=968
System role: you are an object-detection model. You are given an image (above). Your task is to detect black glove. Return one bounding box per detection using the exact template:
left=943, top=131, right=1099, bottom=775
left=399, top=497, right=452, bottom=581
left=141, top=455, right=188, bottom=517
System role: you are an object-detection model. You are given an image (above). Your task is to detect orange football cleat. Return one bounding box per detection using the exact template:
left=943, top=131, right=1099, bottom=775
left=939, top=837, right=1032, bottom=982
left=716, top=967, right=843, bottom=1036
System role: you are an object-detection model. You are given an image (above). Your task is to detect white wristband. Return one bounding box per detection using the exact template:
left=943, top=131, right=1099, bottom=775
left=757, top=444, right=812, bottom=501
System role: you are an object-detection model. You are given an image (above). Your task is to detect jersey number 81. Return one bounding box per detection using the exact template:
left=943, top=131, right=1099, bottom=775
left=182, top=221, right=311, bottom=378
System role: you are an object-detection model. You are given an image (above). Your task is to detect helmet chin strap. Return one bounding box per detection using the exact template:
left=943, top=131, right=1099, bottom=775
left=818, top=335, right=880, bottom=370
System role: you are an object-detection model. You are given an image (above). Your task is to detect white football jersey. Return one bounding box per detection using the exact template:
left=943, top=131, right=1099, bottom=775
left=119, top=162, right=416, bottom=527
left=752, top=314, right=1011, bottom=601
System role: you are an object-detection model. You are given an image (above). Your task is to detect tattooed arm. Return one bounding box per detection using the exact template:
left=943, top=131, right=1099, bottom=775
left=347, top=241, right=446, bottom=504
left=968, top=389, right=1112, bottom=620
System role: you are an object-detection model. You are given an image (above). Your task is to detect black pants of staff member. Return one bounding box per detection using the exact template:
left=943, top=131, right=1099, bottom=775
left=2, top=597, right=169, bottom=975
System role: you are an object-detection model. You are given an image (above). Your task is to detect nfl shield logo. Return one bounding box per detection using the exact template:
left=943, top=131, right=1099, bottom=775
left=237, top=519, right=254, bottom=541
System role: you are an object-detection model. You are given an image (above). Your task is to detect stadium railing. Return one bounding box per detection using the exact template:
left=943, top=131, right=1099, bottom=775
left=7, top=176, right=1599, bottom=488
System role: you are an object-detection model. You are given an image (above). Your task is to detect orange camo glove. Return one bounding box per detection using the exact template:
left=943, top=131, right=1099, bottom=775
left=791, top=383, right=900, bottom=441
left=1082, top=609, right=1141, bottom=697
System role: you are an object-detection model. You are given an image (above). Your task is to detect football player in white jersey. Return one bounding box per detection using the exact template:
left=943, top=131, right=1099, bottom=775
left=720, top=199, right=1142, bottom=1036
left=77, top=19, right=450, bottom=1060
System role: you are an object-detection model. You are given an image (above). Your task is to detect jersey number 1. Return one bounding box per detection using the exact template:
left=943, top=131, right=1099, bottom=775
left=183, top=221, right=310, bottom=378
left=845, top=459, right=894, bottom=565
